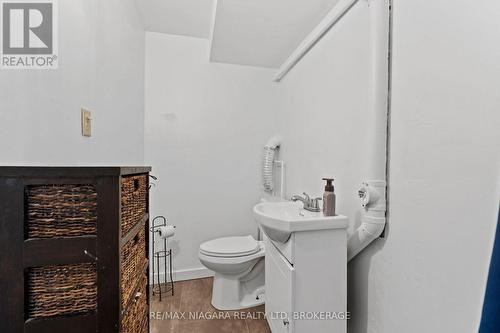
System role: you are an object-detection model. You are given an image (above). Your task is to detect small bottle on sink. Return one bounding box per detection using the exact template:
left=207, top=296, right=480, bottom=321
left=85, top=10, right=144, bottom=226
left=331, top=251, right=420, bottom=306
left=322, top=178, right=336, bottom=216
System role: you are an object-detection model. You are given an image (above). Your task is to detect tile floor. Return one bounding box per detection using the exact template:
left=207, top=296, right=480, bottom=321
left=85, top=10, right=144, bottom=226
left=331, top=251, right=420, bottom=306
left=150, top=277, right=271, bottom=333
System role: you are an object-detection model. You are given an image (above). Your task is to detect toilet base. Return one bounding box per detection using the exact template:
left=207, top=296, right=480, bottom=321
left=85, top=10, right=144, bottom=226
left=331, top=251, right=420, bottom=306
left=211, top=271, right=265, bottom=310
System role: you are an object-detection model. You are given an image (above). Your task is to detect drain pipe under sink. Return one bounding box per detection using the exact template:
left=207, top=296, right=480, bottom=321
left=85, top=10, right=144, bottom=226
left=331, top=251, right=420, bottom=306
left=347, top=0, right=390, bottom=261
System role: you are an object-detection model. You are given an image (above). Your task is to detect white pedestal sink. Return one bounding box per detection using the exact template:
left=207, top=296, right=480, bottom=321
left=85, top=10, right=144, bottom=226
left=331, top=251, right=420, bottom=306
left=253, top=201, right=349, bottom=333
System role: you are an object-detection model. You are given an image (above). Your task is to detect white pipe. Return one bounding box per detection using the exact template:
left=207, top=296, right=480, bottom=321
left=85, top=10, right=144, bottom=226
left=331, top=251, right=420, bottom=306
left=347, top=217, right=386, bottom=260
left=347, top=0, right=390, bottom=261
left=348, top=180, right=387, bottom=261
left=367, top=0, right=390, bottom=181
left=274, top=160, right=285, bottom=199
left=273, top=0, right=359, bottom=82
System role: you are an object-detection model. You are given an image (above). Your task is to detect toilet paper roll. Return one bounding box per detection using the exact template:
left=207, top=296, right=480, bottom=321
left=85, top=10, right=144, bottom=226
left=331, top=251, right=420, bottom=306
left=157, top=225, right=175, bottom=239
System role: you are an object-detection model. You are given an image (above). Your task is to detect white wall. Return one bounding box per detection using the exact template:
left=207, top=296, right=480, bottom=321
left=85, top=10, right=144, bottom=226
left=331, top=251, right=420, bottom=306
left=275, top=1, right=500, bottom=333
left=0, top=0, right=145, bottom=165
left=347, top=1, right=500, bottom=332
left=277, top=0, right=372, bottom=237
left=144, top=32, right=280, bottom=278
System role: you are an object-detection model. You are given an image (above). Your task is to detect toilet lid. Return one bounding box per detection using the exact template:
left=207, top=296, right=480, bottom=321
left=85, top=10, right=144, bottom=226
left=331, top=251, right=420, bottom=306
left=200, top=236, right=260, bottom=257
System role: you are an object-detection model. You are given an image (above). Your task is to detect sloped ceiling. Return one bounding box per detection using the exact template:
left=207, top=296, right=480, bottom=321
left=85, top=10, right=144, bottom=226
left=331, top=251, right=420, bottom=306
left=137, top=0, right=340, bottom=68
left=210, top=0, right=341, bottom=68
left=136, top=0, right=215, bottom=38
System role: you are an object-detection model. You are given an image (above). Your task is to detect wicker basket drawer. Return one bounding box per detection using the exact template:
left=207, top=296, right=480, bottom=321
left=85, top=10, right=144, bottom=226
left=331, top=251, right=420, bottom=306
left=121, top=275, right=148, bottom=333
left=27, top=263, right=97, bottom=319
left=121, top=228, right=147, bottom=307
left=27, top=184, right=97, bottom=238
left=121, top=175, right=147, bottom=236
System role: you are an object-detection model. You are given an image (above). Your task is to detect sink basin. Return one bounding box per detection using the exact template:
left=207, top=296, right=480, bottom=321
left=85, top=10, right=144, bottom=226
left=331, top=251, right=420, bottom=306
left=253, top=201, right=348, bottom=243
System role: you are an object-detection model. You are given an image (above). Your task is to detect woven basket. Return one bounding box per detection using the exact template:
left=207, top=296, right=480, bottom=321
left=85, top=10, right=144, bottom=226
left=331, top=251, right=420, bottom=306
left=28, top=263, right=97, bottom=318
left=27, top=185, right=97, bottom=238
left=122, top=275, right=148, bottom=333
left=121, top=175, right=147, bottom=236
left=121, top=228, right=147, bottom=307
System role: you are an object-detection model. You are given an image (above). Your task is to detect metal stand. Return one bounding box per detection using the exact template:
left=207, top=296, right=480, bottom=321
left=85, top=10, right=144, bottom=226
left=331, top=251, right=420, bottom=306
left=150, top=216, right=174, bottom=301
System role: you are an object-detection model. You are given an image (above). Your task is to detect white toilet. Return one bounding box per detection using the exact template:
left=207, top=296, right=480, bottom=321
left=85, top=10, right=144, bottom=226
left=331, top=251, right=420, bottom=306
left=199, top=235, right=265, bottom=310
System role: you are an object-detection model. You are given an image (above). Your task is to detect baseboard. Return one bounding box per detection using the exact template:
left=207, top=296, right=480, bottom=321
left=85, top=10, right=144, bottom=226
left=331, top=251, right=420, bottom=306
left=150, top=267, right=214, bottom=283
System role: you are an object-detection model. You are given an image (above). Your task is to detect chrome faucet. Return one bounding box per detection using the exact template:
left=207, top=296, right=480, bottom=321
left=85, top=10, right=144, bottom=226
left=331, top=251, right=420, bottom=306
left=291, top=192, right=322, bottom=212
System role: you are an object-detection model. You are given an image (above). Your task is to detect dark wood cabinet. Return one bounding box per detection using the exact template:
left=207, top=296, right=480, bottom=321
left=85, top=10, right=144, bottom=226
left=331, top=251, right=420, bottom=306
left=0, top=167, right=151, bottom=333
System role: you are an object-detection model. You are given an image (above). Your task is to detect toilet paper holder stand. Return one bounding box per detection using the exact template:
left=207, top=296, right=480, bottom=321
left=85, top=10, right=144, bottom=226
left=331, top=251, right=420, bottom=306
left=150, top=215, right=175, bottom=301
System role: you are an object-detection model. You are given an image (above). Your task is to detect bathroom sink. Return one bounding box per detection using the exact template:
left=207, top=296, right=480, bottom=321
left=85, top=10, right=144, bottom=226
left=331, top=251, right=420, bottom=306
left=253, top=201, right=348, bottom=243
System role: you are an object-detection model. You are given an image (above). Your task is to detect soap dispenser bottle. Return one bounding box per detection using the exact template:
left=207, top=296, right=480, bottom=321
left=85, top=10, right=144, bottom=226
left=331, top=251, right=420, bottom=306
left=322, top=178, right=336, bottom=216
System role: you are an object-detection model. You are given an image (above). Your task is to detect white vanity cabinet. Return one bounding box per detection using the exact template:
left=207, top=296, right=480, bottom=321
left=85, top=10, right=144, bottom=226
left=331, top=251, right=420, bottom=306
left=263, top=216, right=348, bottom=333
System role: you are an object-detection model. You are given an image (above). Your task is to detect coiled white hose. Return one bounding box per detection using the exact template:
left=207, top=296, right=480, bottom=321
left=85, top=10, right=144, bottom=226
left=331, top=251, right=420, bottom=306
left=262, top=147, right=276, bottom=192
left=262, top=137, right=281, bottom=193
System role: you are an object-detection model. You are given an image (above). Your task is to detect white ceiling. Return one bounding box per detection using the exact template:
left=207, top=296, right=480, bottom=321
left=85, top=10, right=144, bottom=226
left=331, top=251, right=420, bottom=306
left=136, top=0, right=215, bottom=38
left=137, top=0, right=341, bottom=68
left=210, top=0, right=341, bottom=68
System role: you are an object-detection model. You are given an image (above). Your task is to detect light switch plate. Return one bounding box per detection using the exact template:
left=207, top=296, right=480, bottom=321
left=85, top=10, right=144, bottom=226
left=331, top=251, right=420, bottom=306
left=81, top=108, right=92, bottom=137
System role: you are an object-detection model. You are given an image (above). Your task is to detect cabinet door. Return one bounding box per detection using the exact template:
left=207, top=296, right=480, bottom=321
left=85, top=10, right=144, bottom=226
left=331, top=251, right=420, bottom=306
left=265, top=239, right=295, bottom=333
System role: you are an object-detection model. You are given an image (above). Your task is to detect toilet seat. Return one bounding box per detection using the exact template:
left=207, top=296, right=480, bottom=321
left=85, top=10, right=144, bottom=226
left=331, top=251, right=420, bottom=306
left=199, top=245, right=265, bottom=266
left=200, top=236, right=260, bottom=258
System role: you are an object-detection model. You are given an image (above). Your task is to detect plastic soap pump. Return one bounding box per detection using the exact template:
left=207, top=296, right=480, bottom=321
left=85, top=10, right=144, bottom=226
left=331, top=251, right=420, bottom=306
left=322, top=178, right=336, bottom=216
